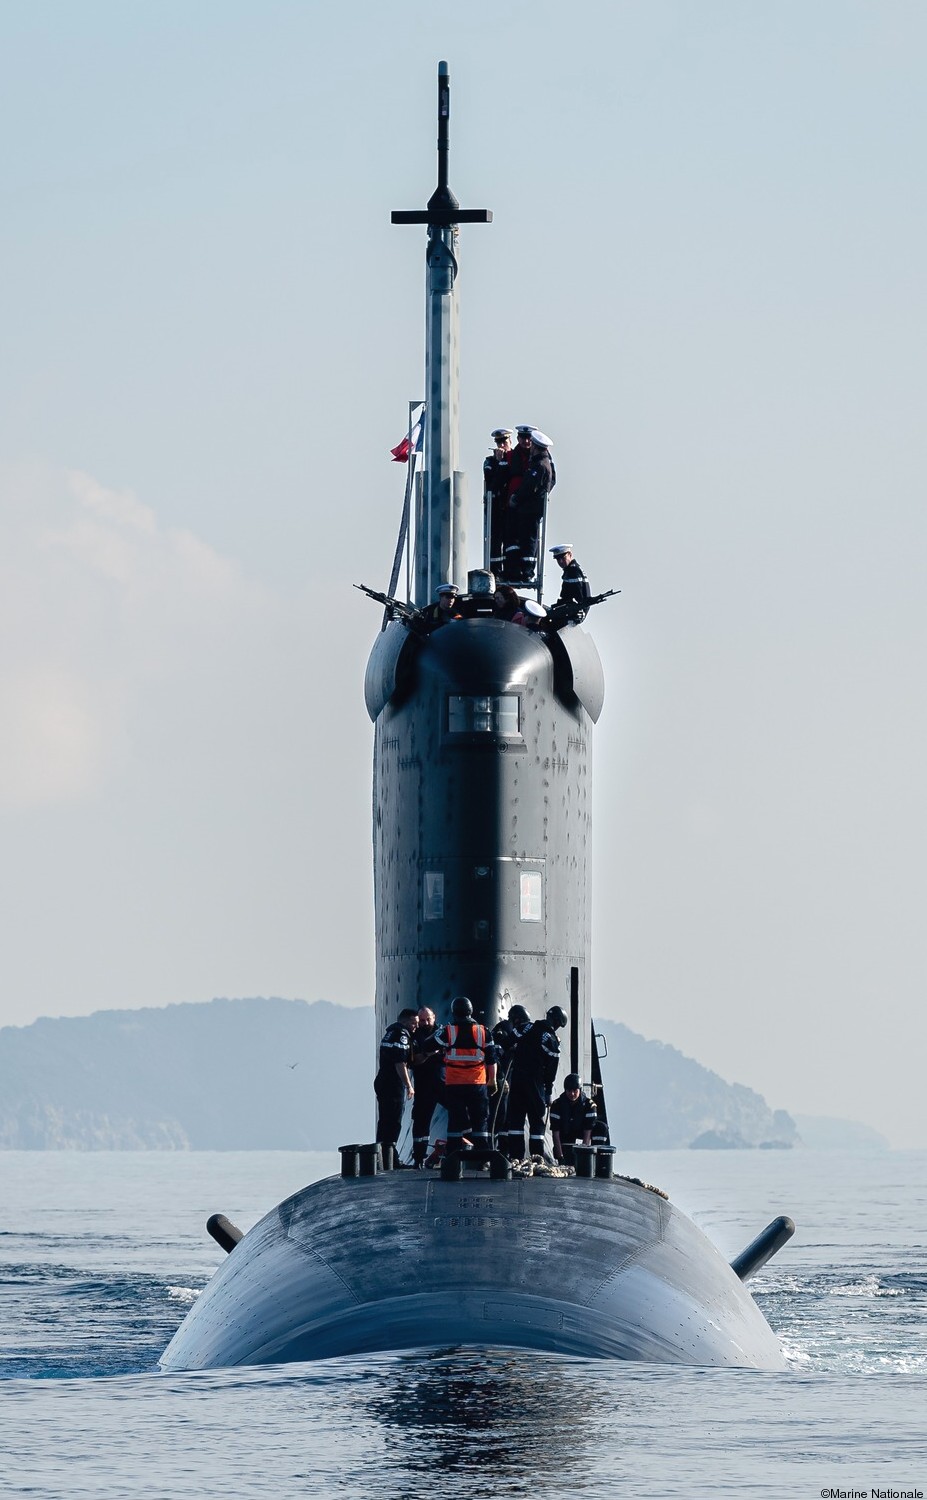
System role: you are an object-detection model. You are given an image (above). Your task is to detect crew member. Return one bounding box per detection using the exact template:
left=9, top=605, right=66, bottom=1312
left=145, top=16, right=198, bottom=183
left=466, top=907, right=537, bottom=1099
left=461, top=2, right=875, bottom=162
left=483, top=428, right=514, bottom=574
left=509, top=430, right=555, bottom=585
left=549, top=544, right=592, bottom=620
left=420, top=583, right=462, bottom=630
left=410, top=1006, right=442, bottom=1167
left=506, top=1005, right=568, bottom=1160
left=550, top=1073, right=598, bottom=1162
left=508, top=425, right=536, bottom=490
left=374, top=1008, right=418, bottom=1154
left=499, top=427, right=534, bottom=577
left=512, top=598, right=548, bottom=629
left=490, top=1003, right=532, bottom=1143
left=492, top=584, right=523, bottom=622
left=434, top=997, right=498, bottom=1155
left=492, top=1003, right=532, bottom=1073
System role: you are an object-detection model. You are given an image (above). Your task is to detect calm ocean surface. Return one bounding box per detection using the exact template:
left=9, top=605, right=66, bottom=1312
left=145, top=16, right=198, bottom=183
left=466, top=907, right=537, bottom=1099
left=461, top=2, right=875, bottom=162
left=0, top=1148, right=924, bottom=1498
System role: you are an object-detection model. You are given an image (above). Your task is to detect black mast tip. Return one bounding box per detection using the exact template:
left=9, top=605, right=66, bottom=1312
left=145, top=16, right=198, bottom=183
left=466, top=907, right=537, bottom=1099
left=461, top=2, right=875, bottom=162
left=391, top=60, right=492, bottom=228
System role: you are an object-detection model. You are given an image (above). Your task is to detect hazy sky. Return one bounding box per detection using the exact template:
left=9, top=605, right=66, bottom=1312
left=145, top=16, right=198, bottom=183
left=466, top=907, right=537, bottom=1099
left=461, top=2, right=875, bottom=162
left=2, top=2, right=925, bottom=1145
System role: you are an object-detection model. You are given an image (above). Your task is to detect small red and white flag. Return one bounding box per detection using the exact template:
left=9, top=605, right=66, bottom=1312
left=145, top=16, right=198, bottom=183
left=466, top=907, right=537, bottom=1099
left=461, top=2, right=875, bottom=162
left=390, top=404, right=425, bottom=463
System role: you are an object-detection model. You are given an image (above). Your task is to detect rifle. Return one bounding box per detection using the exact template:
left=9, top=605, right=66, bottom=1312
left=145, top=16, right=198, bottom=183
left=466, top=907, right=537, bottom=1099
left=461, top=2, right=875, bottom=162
left=544, top=588, right=620, bottom=630
left=354, top=583, right=421, bottom=627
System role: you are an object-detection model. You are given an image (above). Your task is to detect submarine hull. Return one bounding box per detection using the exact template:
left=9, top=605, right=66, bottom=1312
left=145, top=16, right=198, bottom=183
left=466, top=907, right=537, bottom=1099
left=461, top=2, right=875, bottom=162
left=160, top=1172, right=785, bottom=1371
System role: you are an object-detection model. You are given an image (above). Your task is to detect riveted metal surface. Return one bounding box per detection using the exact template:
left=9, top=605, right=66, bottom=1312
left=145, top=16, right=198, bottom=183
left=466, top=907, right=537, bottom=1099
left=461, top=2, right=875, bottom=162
left=364, top=621, right=418, bottom=721
left=370, top=618, right=595, bottom=1048
left=548, top=625, right=606, bottom=723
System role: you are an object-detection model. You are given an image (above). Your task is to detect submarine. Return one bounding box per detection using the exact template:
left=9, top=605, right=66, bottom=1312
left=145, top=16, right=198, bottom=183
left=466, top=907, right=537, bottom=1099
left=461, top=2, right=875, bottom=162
left=160, top=63, right=794, bottom=1373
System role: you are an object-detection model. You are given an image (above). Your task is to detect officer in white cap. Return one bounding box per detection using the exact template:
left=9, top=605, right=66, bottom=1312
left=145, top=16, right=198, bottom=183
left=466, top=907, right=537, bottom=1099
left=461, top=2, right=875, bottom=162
left=506, top=430, right=556, bottom=585
left=421, top=582, right=462, bottom=630
left=510, top=425, right=545, bottom=482
left=496, top=427, right=530, bottom=580
left=522, top=598, right=549, bottom=629
left=549, top=544, right=591, bottom=619
left=484, top=428, right=515, bottom=573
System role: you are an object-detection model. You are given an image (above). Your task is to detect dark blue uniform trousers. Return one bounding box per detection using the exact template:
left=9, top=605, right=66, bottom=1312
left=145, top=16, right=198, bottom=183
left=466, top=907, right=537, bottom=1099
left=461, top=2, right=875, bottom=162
left=445, top=1084, right=490, bottom=1149
left=506, top=1077, right=549, bottom=1159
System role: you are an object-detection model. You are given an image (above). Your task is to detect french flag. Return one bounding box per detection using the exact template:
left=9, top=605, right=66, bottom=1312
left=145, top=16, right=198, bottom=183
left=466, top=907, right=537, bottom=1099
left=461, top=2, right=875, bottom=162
left=390, top=405, right=425, bottom=463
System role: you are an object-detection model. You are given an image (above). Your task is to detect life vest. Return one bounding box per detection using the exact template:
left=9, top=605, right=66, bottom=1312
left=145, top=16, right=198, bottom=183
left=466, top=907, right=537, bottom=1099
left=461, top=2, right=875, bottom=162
left=443, top=1023, right=489, bottom=1086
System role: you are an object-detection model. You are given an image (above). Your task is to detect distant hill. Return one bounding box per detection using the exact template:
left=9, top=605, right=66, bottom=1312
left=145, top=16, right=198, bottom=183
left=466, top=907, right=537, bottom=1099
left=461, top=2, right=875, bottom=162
left=0, top=998, right=369, bottom=1151
left=0, top=997, right=814, bottom=1151
left=792, top=1114, right=890, bottom=1151
left=596, top=1021, right=798, bottom=1150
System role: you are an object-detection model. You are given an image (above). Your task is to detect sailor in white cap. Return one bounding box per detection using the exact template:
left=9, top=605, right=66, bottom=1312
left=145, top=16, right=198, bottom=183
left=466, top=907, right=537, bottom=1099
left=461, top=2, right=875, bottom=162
left=512, top=426, right=537, bottom=472
left=511, top=426, right=535, bottom=476
left=496, top=427, right=532, bottom=580
left=522, top=598, right=549, bottom=629
left=505, top=430, right=556, bottom=585
left=549, top=544, right=591, bottom=618
left=484, top=428, right=515, bottom=573
left=511, top=596, right=548, bottom=629
left=421, top=582, right=463, bottom=630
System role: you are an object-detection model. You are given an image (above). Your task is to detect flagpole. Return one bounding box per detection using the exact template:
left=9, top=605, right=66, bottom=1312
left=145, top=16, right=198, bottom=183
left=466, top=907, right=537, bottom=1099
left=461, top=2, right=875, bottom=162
left=384, top=401, right=423, bottom=629
left=406, top=399, right=416, bottom=604
left=406, top=406, right=414, bottom=606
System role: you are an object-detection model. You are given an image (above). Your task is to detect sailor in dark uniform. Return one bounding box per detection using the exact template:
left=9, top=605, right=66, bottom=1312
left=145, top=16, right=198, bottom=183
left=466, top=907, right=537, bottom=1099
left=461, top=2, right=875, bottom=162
left=500, top=426, right=536, bottom=579
left=508, top=429, right=555, bottom=585
left=483, top=427, right=514, bottom=574
left=550, top=1073, right=598, bottom=1162
left=410, top=1006, right=442, bottom=1167
left=505, top=1004, right=568, bottom=1160
left=419, top=582, right=462, bottom=630
left=507, top=425, right=535, bottom=490
left=374, top=1008, right=418, bottom=1152
left=490, top=1003, right=531, bottom=1142
left=549, top=544, right=592, bottom=619
left=492, top=1003, right=532, bottom=1073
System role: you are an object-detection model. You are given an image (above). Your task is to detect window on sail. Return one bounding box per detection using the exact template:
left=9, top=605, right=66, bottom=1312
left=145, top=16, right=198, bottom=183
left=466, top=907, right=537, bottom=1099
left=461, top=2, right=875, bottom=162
left=447, top=695, right=519, bottom=735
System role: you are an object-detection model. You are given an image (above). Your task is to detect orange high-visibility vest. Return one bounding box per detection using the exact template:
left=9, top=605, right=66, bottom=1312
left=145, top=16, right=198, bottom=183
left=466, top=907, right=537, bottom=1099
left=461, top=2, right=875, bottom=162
left=443, top=1023, right=489, bottom=1086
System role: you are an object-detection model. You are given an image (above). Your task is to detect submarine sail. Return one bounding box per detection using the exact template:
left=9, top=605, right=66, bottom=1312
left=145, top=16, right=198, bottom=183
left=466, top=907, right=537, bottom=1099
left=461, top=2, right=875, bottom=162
left=160, top=63, right=793, bottom=1374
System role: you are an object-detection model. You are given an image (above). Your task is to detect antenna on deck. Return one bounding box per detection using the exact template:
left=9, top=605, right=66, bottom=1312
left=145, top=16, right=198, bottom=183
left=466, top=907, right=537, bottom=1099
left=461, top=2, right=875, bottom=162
left=391, top=62, right=492, bottom=606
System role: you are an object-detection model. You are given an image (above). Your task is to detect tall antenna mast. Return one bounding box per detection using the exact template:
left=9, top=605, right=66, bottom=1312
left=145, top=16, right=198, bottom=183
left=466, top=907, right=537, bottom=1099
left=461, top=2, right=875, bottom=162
left=392, top=61, right=492, bottom=606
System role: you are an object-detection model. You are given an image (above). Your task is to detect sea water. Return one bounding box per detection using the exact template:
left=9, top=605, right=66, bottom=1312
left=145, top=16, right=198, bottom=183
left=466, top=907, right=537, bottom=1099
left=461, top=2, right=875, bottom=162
left=0, top=1149, right=924, bottom=1498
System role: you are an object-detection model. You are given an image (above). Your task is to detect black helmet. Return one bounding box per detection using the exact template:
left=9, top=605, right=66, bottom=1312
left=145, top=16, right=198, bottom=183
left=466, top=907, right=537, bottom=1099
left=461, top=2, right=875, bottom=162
left=546, top=1005, right=568, bottom=1029
left=564, top=1072, right=581, bottom=1091
left=508, top=1004, right=530, bottom=1025
left=451, top=996, right=473, bottom=1020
